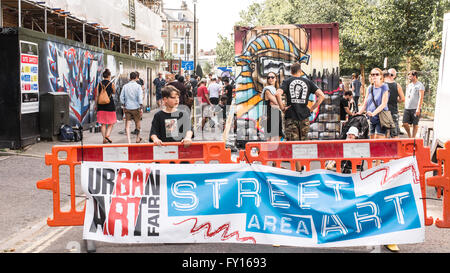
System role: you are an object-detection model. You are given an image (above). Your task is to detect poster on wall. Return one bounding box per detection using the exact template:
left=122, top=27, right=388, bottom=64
left=20, top=41, right=39, bottom=114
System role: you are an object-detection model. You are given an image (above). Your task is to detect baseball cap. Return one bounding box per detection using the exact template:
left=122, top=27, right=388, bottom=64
left=347, top=126, right=359, bottom=136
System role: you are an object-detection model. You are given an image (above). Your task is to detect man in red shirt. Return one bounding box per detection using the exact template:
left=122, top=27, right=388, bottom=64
left=196, top=79, right=212, bottom=130
left=197, top=79, right=211, bottom=105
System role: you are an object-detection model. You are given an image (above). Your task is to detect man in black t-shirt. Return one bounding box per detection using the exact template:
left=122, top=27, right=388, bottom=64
left=223, top=78, right=233, bottom=105
left=276, top=62, right=325, bottom=141
left=149, top=85, right=193, bottom=146
left=340, top=91, right=355, bottom=121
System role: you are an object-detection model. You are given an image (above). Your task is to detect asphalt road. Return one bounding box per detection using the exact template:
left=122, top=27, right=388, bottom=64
left=0, top=111, right=449, bottom=254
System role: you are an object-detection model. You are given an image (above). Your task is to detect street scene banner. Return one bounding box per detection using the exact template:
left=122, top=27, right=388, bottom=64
left=81, top=156, right=424, bottom=247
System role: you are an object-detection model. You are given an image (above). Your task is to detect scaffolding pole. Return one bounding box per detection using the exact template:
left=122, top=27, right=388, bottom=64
left=0, top=0, right=3, bottom=28
left=18, top=0, right=21, bottom=27
left=44, top=5, right=47, bottom=33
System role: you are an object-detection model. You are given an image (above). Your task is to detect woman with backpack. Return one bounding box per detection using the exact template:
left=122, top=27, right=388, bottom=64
left=96, top=69, right=116, bottom=144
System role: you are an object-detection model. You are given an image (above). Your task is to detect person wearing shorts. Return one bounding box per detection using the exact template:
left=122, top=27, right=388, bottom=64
left=403, top=70, right=425, bottom=138
left=357, top=67, right=390, bottom=139
left=120, top=72, right=143, bottom=143
left=276, top=63, right=324, bottom=141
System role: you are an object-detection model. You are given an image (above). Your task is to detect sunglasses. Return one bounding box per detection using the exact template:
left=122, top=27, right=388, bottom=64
left=267, top=76, right=276, bottom=79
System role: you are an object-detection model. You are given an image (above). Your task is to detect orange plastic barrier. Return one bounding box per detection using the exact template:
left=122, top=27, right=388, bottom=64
left=36, top=139, right=450, bottom=228
left=427, top=141, right=450, bottom=228
left=238, top=138, right=441, bottom=226
left=36, top=142, right=234, bottom=226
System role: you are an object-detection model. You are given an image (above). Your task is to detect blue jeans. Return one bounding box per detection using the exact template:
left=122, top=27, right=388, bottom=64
left=369, top=116, right=387, bottom=136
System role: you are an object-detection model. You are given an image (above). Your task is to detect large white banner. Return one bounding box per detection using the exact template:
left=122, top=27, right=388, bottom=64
left=81, top=156, right=424, bottom=247
left=44, top=0, right=163, bottom=48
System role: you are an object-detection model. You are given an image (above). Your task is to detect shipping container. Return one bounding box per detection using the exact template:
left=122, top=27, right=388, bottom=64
left=231, top=23, right=340, bottom=144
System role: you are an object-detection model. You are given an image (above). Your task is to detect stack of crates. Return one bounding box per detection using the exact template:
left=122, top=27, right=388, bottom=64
left=308, top=92, right=341, bottom=140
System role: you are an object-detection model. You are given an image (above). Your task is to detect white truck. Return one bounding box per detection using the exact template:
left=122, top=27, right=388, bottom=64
left=432, top=12, right=450, bottom=153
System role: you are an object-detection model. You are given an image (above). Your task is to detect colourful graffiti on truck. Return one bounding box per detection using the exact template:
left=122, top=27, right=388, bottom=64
left=234, top=31, right=310, bottom=122
left=234, top=24, right=340, bottom=140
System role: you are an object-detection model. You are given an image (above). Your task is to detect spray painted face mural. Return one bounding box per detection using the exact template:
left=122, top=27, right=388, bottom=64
left=234, top=31, right=310, bottom=122
left=234, top=24, right=341, bottom=140
left=47, top=42, right=103, bottom=125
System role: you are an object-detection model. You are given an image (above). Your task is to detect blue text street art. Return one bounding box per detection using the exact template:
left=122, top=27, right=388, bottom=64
left=81, top=156, right=424, bottom=246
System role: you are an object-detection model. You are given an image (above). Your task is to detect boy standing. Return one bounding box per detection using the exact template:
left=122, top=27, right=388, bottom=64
left=150, top=85, right=193, bottom=147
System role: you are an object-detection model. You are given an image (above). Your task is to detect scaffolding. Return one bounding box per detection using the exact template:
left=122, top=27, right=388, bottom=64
left=138, top=0, right=162, bottom=14
left=0, top=0, right=163, bottom=59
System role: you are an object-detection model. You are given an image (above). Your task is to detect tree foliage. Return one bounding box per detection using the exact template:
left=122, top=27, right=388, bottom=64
left=215, top=34, right=235, bottom=67
left=234, top=0, right=450, bottom=75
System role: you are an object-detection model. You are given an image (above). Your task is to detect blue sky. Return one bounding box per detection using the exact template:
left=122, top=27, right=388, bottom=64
left=165, top=0, right=263, bottom=50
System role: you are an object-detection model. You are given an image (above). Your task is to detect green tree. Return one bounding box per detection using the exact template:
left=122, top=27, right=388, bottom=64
left=235, top=0, right=450, bottom=115
left=202, top=62, right=213, bottom=75
left=215, top=34, right=235, bottom=67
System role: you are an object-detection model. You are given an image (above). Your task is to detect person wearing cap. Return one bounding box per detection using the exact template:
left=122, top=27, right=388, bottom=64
left=326, top=126, right=359, bottom=171
left=346, top=126, right=359, bottom=139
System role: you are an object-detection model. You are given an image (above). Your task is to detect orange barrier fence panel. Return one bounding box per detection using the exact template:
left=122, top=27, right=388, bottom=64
left=36, top=142, right=234, bottom=227
left=427, top=141, right=450, bottom=228
left=239, top=138, right=441, bottom=226
left=37, top=139, right=449, bottom=228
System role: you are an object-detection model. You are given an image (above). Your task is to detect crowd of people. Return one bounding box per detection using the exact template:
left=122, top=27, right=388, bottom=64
left=93, top=64, right=426, bottom=253
left=339, top=67, right=424, bottom=143
left=94, top=63, right=426, bottom=155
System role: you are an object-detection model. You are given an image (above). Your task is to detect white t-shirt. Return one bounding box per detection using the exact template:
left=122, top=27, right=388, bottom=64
left=208, top=82, right=221, bottom=98
left=405, top=81, right=425, bottom=109
left=261, top=86, right=277, bottom=99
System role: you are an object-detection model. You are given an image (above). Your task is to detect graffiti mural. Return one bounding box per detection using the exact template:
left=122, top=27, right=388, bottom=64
left=47, top=42, right=104, bottom=126
left=234, top=24, right=340, bottom=140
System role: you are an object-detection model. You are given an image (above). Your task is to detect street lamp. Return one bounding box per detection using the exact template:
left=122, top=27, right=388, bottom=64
left=185, top=25, right=191, bottom=63
left=193, top=0, right=197, bottom=75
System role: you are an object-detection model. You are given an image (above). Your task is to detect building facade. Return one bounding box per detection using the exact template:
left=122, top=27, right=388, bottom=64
left=0, top=0, right=164, bottom=149
left=161, top=1, right=198, bottom=73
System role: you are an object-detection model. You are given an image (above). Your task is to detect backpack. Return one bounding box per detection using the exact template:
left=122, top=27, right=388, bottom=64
left=59, top=124, right=75, bottom=142
left=98, top=81, right=112, bottom=105
left=59, top=124, right=83, bottom=142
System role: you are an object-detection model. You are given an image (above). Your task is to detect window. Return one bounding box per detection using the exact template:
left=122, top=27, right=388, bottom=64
left=187, top=43, right=191, bottom=55
left=173, top=43, right=178, bottom=55
left=180, top=43, right=185, bottom=55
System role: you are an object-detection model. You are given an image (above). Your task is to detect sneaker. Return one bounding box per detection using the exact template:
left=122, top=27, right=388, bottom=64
left=384, top=244, right=400, bottom=252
